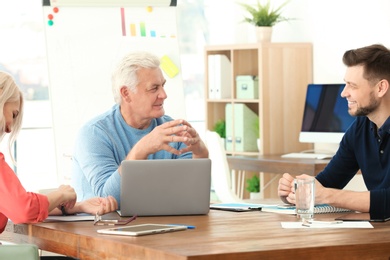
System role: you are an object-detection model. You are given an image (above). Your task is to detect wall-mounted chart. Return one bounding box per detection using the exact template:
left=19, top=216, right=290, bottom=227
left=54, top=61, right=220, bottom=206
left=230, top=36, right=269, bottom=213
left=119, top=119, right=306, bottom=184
left=120, top=6, right=177, bottom=38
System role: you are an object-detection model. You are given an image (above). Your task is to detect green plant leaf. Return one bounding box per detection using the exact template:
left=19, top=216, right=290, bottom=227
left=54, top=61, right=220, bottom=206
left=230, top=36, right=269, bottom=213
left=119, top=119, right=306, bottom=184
left=238, top=0, right=292, bottom=27
left=246, top=175, right=260, bottom=192
left=213, top=119, right=226, bottom=138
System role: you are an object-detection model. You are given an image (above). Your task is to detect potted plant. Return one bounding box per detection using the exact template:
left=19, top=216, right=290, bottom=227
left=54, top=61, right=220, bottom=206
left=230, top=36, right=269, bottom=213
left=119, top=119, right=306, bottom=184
left=238, top=0, right=292, bottom=42
left=213, top=119, right=226, bottom=138
left=213, top=119, right=226, bottom=147
left=246, top=174, right=261, bottom=199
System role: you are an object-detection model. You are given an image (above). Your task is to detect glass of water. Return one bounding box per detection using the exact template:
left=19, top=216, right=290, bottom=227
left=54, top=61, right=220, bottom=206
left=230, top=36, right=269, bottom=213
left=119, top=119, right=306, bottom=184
left=294, top=177, right=315, bottom=222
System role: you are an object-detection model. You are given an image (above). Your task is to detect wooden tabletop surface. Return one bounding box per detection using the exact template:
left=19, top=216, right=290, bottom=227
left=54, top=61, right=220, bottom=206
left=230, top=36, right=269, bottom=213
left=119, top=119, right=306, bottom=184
left=5, top=209, right=390, bottom=260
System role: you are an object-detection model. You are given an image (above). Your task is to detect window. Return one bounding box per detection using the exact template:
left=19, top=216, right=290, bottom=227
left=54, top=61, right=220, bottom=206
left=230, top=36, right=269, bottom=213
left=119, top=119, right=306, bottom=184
left=0, top=0, right=56, bottom=191
left=177, top=0, right=242, bottom=134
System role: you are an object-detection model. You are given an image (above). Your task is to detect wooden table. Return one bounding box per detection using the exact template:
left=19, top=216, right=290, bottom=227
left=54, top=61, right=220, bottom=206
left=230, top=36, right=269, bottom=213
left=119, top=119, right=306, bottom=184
left=227, top=154, right=330, bottom=176
left=227, top=155, right=330, bottom=198
left=3, top=209, right=390, bottom=259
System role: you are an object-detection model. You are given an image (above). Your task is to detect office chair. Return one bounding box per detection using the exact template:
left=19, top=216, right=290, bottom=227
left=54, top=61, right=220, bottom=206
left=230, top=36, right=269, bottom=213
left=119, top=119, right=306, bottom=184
left=205, top=131, right=243, bottom=203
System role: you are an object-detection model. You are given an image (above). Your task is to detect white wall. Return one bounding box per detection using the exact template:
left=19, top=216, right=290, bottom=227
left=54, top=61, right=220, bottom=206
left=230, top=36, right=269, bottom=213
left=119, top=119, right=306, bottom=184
left=207, top=0, right=390, bottom=83
left=205, top=0, right=388, bottom=190
left=2, top=0, right=386, bottom=191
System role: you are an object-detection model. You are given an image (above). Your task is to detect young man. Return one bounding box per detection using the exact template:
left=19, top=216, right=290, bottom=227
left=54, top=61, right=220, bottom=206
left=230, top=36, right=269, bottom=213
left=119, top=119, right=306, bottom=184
left=278, top=44, right=390, bottom=219
left=72, top=51, right=209, bottom=204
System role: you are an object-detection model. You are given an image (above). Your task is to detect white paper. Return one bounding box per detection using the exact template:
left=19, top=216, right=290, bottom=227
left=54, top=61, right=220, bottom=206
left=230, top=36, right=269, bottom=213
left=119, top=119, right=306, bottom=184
left=45, top=214, right=95, bottom=222
left=281, top=221, right=373, bottom=229
left=0, top=240, right=17, bottom=245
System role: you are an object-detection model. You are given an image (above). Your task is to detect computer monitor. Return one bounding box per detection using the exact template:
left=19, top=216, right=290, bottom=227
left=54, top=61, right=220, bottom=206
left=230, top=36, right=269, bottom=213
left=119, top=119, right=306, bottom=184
left=299, top=84, right=356, bottom=148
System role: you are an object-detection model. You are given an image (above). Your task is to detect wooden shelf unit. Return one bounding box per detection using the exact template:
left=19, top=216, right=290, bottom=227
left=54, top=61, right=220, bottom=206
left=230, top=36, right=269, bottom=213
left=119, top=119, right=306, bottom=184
left=205, top=42, right=314, bottom=156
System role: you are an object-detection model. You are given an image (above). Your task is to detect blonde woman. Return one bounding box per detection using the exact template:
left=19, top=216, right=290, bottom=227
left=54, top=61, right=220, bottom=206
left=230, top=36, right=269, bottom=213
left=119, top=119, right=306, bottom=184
left=0, top=71, right=118, bottom=235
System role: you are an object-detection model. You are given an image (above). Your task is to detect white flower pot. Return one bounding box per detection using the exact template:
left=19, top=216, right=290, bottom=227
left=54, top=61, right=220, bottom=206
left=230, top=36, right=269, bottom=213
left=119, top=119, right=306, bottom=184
left=256, top=26, right=272, bottom=42
left=250, top=192, right=262, bottom=200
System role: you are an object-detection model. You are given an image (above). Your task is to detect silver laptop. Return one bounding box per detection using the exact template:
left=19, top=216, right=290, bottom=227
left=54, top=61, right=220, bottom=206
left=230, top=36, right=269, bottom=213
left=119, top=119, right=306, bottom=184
left=118, top=159, right=211, bottom=216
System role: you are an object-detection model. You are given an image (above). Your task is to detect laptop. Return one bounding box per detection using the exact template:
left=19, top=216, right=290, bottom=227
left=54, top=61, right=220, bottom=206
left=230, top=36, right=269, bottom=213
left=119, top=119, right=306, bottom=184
left=118, top=158, right=211, bottom=216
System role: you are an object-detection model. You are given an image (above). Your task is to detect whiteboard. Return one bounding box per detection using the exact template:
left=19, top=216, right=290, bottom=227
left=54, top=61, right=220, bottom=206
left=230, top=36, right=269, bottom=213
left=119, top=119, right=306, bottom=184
left=42, top=4, right=185, bottom=182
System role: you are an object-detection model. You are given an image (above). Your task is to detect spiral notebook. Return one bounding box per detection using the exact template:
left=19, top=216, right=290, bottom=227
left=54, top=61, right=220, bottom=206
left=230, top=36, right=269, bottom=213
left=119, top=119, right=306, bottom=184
left=261, top=204, right=352, bottom=215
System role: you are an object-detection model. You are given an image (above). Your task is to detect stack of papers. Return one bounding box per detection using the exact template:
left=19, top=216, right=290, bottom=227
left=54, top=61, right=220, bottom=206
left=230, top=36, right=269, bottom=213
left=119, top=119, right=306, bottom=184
left=45, top=214, right=95, bottom=222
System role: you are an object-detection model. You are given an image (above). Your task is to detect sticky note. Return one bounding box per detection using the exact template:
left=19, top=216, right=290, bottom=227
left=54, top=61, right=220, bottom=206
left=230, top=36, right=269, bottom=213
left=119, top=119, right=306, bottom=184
left=146, top=6, right=153, bottom=12
left=160, top=55, right=179, bottom=78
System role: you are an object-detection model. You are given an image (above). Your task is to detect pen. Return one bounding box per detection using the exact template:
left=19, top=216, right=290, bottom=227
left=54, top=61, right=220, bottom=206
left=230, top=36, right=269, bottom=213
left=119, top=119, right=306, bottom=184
left=168, top=224, right=196, bottom=229
left=302, top=220, right=343, bottom=227
left=307, top=220, right=343, bottom=225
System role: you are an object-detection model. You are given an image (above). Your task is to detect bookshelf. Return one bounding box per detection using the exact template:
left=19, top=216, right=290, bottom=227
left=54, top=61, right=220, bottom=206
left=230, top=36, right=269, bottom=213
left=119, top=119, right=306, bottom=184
left=205, top=42, right=313, bottom=156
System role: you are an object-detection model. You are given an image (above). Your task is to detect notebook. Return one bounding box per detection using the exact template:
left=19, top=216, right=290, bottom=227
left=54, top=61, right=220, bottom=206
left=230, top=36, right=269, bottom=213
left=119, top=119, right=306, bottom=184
left=118, top=158, right=211, bottom=216
left=261, top=204, right=352, bottom=215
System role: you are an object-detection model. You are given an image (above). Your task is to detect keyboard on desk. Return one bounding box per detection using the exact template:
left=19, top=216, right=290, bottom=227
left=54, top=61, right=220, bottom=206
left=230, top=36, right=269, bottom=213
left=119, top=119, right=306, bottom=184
left=281, top=153, right=334, bottom=160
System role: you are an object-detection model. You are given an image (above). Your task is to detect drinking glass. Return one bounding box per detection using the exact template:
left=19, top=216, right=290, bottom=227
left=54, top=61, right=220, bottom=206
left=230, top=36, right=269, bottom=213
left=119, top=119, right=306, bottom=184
left=294, top=177, right=315, bottom=221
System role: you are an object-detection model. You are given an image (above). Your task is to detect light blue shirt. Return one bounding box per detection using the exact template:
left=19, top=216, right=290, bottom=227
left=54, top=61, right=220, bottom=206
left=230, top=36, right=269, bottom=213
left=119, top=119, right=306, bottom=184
left=71, top=104, right=191, bottom=205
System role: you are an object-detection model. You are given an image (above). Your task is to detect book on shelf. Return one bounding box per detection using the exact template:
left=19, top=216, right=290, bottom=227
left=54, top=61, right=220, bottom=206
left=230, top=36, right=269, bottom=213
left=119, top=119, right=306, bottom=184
left=207, top=54, right=231, bottom=99
left=261, top=204, right=352, bottom=215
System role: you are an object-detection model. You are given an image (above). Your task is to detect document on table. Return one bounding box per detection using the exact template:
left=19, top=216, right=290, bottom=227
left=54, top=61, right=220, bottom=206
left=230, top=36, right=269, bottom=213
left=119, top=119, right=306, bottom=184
left=0, top=240, right=17, bottom=245
left=45, top=214, right=95, bottom=222
left=281, top=221, right=373, bottom=229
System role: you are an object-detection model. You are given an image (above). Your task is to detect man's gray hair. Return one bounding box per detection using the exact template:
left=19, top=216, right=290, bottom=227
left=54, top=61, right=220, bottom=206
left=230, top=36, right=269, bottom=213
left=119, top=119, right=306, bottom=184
left=111, top=51, right=160, bottom=104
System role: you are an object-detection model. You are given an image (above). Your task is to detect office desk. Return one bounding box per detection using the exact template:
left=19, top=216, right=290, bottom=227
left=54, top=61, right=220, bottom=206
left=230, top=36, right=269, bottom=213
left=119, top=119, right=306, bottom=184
left=4, top=210, right=390, bottom=260
left=227, top=154, right=330, bottom=176
left=227, top=155, right=330, bottom=198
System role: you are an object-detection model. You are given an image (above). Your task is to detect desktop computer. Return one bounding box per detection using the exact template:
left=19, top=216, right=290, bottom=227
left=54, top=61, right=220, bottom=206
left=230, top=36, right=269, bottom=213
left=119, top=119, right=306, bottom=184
left=282, top=83, right=355, bottom=159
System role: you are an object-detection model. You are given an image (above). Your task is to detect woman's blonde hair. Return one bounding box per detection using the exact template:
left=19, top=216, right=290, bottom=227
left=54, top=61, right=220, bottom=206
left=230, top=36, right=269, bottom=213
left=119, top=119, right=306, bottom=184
left=0, top=72, right=24, bottom=164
